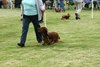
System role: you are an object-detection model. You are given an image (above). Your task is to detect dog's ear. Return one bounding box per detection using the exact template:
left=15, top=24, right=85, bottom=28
left=39, top=27, right=48, bottom=34
left=43, top=27, right=48, bottom=34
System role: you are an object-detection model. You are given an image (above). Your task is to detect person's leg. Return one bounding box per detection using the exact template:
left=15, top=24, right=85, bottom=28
left=31, top=15, right=42, bottom=43
left=60, top=1, right=65, bottom=11
left=93, top=1, right=97, bottom=8
left=75, top=2, right=82, bottom=20
left=75, top=2, right=79, bottom=19
left=62, top=1, right=65, bottom=11
left=75, top=2, right=78, bottom=13
left=77, top=2, right=82, bottom=15
left=18, top=15, right=30, bottom=47
left=54, top=0, right=57, bottom=9
left=97, top=1, right=99, bottom=9
left=50, top=1, right=54, bottom=9
left=0, top=1, right=2, bottom=8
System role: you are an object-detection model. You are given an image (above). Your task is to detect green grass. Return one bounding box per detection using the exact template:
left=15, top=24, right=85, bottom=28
left=0, top=9, right=100, bottom=67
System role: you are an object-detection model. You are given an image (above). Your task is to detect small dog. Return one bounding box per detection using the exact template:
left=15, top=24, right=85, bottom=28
left=38, top=27, right=60, bottom=45
left=61, top=13, right=70, bottom=20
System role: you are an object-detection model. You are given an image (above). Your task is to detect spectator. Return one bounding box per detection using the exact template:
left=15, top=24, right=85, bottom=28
left=69, top=0, right=74, bottom=5
left=54, top=0, right=60, bottom=10
left=0, top=0, right=2, bottom=8
left=2, top=0, right=8, bottom=8
left=83, top=0, right=91, bottom=8
left=50, top=0, right=54, bottom=9
left=97, top=0, right=100, bottom=9
left=93, top=0, right=99, bottom=9
left=14, top=0, right=22, bottom=8
left=7, top=0, right=13, bottom=8
left=59, top=0, right=65, bottom=11
left=45, top=0, right=51, bottom=9
left=66, top=0, right=74, bottom=9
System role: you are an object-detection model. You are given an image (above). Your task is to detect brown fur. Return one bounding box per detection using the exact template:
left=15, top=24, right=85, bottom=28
left=61, top=13, right=70, bottom=20
left=38, top=27, right=60, bottom=45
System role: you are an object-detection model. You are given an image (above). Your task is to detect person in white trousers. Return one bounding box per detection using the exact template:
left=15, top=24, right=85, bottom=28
left=74, top=0, right=83, bottom=20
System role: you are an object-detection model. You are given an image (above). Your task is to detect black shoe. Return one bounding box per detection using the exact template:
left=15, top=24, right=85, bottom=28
left=38, top=41, right=44, bottom=45
left=97, top=7, right=99, bottom=9
left=75, top=13, right=80, bottom=20
left=20, top=18, right=23, bottom=21
left=17, top=43, right=25, bottom=47
left=76, top=16, right=80, bottom=20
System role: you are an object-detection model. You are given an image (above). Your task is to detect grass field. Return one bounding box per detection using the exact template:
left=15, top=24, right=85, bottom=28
left=0, top=9, right=100, bottom=67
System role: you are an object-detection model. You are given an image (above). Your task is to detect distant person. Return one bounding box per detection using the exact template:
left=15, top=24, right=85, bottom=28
left=45, top=0, right=51, bottom=9
left=2, top=0, right=8, bottom=8
left=74, top=0, right=83, bottom=20
left=54, top=0, right=60, bottom=9
left=17, top=0, right=45, bottom=47
left=54, top=0, right=61, bottom=12
left=15, top=0, right=22, bottom=8
left=93, top=0, right=99, bottom=9
left=65, top=0, right=74, bottom=9
left=83, top=0, right=91, bottom=8
left=50, top=0, right=54, bottom=9
left=59, top=0, right=65, bottom=11
left=0, top=0, right=2, bottom=8
left=7, top=0, right=13, bottom=8
left=89, top=0, right=100, bottom=9
left=97, top=0, right=100, bottom=9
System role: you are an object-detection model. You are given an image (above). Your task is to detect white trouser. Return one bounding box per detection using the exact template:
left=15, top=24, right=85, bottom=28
left=75, top=2, right=83, bottom=15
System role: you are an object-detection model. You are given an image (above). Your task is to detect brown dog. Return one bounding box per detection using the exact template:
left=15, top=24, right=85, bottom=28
left=61, top=13, right=70, bottom=20
left=38, top=27, right=60, bottom=45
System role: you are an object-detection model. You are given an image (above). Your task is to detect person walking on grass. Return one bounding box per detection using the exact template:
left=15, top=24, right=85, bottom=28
left=74, top=0, right=83, bottom=20
left=17, top=0, right=45, bottom=47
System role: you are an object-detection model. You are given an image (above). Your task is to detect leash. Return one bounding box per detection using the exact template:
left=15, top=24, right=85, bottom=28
left=44, top=11, right=47, bottom=27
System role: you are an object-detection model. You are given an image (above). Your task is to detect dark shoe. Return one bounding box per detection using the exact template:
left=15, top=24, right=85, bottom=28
left=20, top=18, right=23, bottom=21
left=17, top=43, right=25, bottom=47
left=97, top=7, right=99, bottom=9
left=76, top=16, right=80, bottom=20
left=75, top=13, right=80, bottom=20
left=38, top=40, right=44, bottom=45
